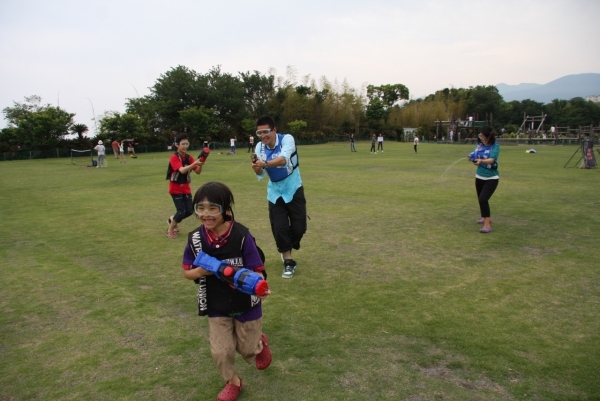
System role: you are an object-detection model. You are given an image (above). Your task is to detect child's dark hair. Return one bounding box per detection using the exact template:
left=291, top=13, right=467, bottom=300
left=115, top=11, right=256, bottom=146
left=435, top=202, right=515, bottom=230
left=256, top=115, right=276, bottom=130
left=192, top=182, right=235, bottom=219
left=175, top=133, right=189, bottom=144
left=478, top=126, right=496, bottom=145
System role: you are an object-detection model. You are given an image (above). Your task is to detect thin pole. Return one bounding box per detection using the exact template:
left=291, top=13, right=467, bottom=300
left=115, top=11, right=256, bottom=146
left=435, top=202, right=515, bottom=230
left=86, top=98, right=98, bottom=135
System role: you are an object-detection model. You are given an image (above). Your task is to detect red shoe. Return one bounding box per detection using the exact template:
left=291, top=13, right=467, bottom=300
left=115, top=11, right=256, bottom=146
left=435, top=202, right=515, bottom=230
left=217, top=379, right=242, bottom=401
left=256, top=333, right=272, bottom=370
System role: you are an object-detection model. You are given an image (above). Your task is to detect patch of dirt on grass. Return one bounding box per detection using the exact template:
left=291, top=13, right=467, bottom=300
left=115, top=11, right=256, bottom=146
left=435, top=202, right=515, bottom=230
left=338, top=372, right=359, bottom=389
left=414, top=362, right=515, bottom=400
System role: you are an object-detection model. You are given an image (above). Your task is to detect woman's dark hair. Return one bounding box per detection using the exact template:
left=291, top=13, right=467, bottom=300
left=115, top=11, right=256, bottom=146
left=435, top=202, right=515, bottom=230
left=192, top=182, right=235, bottom=219
left=478, top=126, right=496, bottom=145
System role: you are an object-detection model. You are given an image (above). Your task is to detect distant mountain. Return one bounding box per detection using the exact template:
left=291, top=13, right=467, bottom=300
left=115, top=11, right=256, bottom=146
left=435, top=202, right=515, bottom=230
left=496, top=73, right=600, bottom=103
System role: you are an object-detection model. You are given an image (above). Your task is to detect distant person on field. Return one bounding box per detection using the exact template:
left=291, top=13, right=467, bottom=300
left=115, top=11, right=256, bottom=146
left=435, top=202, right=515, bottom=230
left=350, top=133, right=356, bottom=152
left=94, top=140, right=106, bottom=168
left=413, top=135, right=419, bottom=153
left=377, top=133, right=384, bottom=151
left=248, top=134, right=254, bottom=153
left=370, top=133, right=377, bottom=153
left=111, top=139, right=119, bottom=158
left=126, top=139, right=137, bottom=158
left=166, top=133, right=204, bottom=239
left=230, top=137, right=237, bottom=155
left=468, top=126, right=500, bottom=234
left=119, top=141, right=126, bottom=163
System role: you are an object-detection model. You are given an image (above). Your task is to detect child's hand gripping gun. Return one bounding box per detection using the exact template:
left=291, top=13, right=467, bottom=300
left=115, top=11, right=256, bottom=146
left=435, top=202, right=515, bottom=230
left=193, top=251, right=269, bottom=296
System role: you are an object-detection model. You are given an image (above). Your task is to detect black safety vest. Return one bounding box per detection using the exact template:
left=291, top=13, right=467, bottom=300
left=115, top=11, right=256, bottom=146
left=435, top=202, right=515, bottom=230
left=188, top=223, right=260, bottom=316
left=166, top=153, right=192, bottom=183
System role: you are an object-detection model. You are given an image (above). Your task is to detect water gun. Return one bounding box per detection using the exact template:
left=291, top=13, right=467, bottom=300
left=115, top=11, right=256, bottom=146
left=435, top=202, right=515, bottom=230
left=193, top=251, right=269, bottom=296
left=469, top=150, right=496, bottom=169
left=198, top=147, right=210, bottom=163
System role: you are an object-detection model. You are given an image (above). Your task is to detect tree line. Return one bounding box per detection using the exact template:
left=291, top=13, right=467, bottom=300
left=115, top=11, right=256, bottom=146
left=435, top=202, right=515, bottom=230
left=2, top=65, right=600, bottom=152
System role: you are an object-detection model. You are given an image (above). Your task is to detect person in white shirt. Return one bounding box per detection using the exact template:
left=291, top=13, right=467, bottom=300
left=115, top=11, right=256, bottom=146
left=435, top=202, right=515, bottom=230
left=94, top=140, right=106, bottom=167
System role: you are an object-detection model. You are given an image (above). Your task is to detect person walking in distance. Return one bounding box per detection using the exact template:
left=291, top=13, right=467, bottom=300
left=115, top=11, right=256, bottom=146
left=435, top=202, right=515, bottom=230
left=119, top=140, right=126, bottom=163
left=413, top=134, right=419, bottom=153
left=230, top=136, right=237, bottom=155
left=94, top=140, right=106, bottom=167
left=377, top=133, right=384, bottom=152
left=248, top=135, right=254, bottom=153
left=111, top=139, right=119, bottom=159
left=350, top=133, right=356, bottom=152
left=250, top=115, right=307, bottom=279
left=370, top=133, right=377, bottom=154
left=166, top=133, right=204, bottom=239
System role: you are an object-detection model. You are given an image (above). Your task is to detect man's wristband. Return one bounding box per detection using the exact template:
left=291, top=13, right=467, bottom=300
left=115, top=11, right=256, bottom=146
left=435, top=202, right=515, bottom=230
left=264, top=160, right=269, bottom=168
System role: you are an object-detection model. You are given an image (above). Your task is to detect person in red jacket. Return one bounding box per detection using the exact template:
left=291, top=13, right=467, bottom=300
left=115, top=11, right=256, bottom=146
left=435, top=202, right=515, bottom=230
left=166, top=133, right=204, bottom=238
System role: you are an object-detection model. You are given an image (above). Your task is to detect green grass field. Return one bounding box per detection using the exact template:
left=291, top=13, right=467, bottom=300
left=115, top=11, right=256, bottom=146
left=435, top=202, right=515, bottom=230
left=1, top=141, right=599, bottom=400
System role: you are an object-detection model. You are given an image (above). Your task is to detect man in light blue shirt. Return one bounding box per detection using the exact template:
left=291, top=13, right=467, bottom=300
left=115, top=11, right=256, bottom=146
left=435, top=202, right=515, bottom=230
left=251, top=116, right=307, bottom=279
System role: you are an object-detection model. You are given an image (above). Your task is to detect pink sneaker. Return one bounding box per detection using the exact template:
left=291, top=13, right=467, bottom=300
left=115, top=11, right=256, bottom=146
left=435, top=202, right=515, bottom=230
left=479, top=226, right=492, bottom=233
left=255, top=333, right=272, bottom=370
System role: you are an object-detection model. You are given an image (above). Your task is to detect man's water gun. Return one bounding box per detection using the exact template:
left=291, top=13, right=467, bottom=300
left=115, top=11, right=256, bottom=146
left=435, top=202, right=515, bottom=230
left=193, top=251, right=269, bottom=296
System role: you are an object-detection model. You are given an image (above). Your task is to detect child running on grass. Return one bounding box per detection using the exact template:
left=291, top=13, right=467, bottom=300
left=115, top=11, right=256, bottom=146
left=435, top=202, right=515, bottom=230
left=181, top=181, right=272, bottom=401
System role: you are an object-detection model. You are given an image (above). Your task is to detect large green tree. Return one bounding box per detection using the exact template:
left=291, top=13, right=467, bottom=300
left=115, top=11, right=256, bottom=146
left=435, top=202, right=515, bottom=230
left=465, top=85, right=504, bottom=122
left=239, top=70, right=276, bottom=118
left=1, top=96, right=74, bottom=150
left=366, top=84, right=409, bottom=128
left=98, top=112, right=143, bottom=142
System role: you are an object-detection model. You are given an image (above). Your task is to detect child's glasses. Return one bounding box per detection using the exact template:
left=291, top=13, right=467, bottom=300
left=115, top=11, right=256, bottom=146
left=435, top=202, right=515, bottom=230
left=194, top=202, right=223, bottom=216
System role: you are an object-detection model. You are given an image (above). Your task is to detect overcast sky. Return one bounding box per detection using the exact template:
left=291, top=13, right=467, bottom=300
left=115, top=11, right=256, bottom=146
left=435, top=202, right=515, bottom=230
left=1, top=0, right=599, bottom=134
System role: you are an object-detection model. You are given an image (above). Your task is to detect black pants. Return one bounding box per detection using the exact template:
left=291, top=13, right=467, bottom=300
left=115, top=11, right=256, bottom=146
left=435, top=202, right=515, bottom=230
left=377, top=142, right=383, bottom=150
left=268, top=186, right=307, bottom=253
left=475, top=178, right=499, bottom=218
left=370, top=144, right=376, bottom=152
left=171, top=193, right=194, bottom=223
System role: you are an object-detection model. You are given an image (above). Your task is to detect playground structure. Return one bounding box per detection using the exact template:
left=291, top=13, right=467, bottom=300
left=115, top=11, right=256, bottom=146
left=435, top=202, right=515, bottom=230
left=434, top=116, right=491, bottom=142
left=516, top=113, right=547, bottom=136
left=431, top=112, right=600, bottom=146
